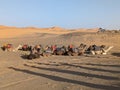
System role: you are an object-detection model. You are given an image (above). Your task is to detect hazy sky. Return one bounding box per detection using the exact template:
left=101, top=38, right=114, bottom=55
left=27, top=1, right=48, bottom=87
left=0, top=0, right=120, bottom=29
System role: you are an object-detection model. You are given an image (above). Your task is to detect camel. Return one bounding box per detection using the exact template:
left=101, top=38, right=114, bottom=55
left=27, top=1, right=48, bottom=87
left=67, top=44, right=87, bottom=56
left=13, top=44, right=22, bottom=52
left=27, top=47, right=40, bottom=60
left=101, top=46, right=114, bottom=55
left=42, top=45, right=53, bottom=57
left=1, top=44, right=13, bottom=51
left=54, top=46, right=67, bottom=55
left=77, top=43, right=87, bottom=55
left=13, top=44, right=32, bottom=52
left=67, top=44, right=77, bottom=56
left=67, top=48, right=79, bottom=56
left=22, top=44, right=31, bottom=51
left=33, top=45, right=44, bottom=56
left=88, top=45, right=114, bottom=55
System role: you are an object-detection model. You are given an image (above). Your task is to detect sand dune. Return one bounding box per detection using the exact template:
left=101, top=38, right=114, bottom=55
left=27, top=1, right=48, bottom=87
left=0, top=25, right=99, bottom=38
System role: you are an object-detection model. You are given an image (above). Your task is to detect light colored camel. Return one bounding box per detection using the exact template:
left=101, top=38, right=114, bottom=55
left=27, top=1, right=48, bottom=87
left=13, top=45, right=22, bottom=52
left=91, top=46, right=113, bottom=55
left=101, top=46, right=114, bottom=55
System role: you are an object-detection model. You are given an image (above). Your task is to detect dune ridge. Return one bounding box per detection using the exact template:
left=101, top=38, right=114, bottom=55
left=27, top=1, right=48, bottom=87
left=0, top=25, right=99, bottom=38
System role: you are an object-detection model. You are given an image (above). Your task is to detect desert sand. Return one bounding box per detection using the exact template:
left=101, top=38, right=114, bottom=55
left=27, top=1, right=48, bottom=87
left=0, top=25, right=120, bottom=90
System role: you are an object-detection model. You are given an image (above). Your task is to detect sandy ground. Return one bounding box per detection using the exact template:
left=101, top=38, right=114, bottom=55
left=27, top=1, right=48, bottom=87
left=0, top=26, right=120, bottom=90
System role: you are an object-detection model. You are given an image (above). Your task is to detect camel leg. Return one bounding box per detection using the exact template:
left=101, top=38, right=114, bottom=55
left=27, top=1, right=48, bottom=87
left=13, top=45, right=22, bottom=52
left=102, top=46, right=113, bottom=54
left=91, top=51, right=95, bottom=55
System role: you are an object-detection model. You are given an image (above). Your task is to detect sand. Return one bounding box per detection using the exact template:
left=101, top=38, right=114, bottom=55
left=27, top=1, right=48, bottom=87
left=0, top=25, right=120, bottom=90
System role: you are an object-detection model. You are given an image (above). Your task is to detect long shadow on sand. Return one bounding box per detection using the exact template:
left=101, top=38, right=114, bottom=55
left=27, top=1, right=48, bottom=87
left=80, top=63, right=120, bottom=68
left=36, top=62, right=120, bottom=74
left=56, top=63, right=120, bottom=74
left=112, top=53, right=120, bottom=57
left=23, top=64, right=119, bottom=80
left=8, top=67, right=120, bottom=90
left=35, top=62, right=120, bottom=68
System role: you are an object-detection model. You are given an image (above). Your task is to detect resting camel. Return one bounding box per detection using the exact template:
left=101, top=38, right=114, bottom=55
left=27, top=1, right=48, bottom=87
left=87, top=45, right=113, bottom=55
left=12, top=44, right=32, bottom=52
left=13, top=44, right=22, bottom=52
left=27, top=47, right=40, bottom=60
left=100, top=46, right=114, bottom=55
left=67, top=44, right=87, bottom=56
left=22, top=44, right=31, bottom=51
left=34, top=45, right=44, bottom=56
left=67, top=48, right=79, bottom=56
left=1, top=44, right=13, bottom=51
left=42, top=45, right=53, bottom=57
left=77, top=43, right=87, bottom=55
left=54, top=46, right=67, bottom=55
left=67, top=44, right=77, bottom=56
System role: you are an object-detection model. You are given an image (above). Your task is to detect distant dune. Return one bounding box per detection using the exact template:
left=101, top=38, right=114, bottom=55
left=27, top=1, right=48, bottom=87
left=0, top=25, right=120, bottom=48
left=0, top=25, right=99, bottom=38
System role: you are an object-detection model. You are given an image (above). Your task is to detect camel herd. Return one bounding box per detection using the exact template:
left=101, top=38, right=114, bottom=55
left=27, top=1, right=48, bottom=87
left=1, top=43, right=113, bottom=60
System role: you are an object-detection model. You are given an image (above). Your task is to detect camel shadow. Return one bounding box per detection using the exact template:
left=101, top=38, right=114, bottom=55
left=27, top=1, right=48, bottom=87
left=36, top=62, right=120, bottom=68
left=83, top=63, right=120, bottom=68
left=21, top=54, right=28, bottom=59
left=23, top=64, right=120, bottom=80
left=36, top=62, right=61, bottom=66
left=112, top=53, right=120, bottom=57
left=57, top=62, right=120, bottom=74
left=8, top=67, right=120, bottom=90
left=20, top=54, right=40, bottom=60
